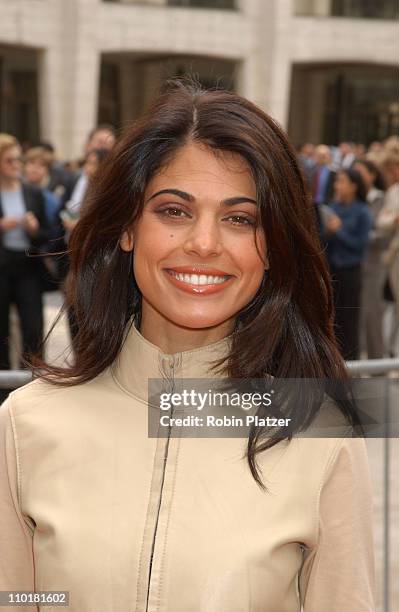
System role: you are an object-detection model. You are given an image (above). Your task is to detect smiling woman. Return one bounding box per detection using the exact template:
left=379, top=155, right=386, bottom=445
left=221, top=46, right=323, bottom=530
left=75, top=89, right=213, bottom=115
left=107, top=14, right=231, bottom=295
left=119, top=142, right=267, bottom=348
left=0, top=81, right=375, bottom=612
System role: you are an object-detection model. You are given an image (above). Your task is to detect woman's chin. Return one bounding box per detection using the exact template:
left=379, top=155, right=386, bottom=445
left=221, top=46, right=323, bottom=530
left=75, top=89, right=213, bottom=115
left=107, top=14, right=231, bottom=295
left=167, top=314, right=233, bottom=332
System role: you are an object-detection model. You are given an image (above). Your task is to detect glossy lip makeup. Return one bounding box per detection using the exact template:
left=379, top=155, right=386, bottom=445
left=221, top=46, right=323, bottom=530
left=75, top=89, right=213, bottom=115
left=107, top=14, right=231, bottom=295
left=164, top=266, right=235, bottom=296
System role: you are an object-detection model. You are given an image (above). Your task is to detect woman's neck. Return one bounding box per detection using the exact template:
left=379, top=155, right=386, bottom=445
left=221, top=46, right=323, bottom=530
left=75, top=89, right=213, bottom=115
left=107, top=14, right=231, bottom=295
left=0, top=177, right=20, bottom=191
left=139, top=301, right=235, bottom=354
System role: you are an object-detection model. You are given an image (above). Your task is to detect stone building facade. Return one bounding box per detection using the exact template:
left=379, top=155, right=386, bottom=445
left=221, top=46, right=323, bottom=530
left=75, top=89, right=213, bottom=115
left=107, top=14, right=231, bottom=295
left=0, top=0, right=399, bottom=158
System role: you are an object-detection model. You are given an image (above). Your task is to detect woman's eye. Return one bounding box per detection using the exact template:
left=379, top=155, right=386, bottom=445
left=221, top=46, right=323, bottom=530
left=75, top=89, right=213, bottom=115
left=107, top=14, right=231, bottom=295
left=156, top=206, right=188, bottom=218
left=226, top=215, right=256, bottom=226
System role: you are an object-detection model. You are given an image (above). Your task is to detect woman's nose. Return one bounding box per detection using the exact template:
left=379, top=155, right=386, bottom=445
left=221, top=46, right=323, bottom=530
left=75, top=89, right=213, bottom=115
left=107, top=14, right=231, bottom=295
left=182, top=217, right=223, bottom=258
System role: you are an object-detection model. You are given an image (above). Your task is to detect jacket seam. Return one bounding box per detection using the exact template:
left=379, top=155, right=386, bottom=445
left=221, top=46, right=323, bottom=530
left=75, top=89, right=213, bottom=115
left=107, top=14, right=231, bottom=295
left=110, top=368, right=151, bottom=404
left=8, top=395, right=23, bottom=511
left=155, top=434, right=181, bottom=612
left=315, top=427, right=353, bottom=544
left=135, top=438, right=163, bottom=612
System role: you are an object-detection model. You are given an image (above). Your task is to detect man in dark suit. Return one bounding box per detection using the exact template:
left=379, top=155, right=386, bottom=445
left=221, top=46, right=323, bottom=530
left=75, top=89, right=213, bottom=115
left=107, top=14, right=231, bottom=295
left=0, top=135, right=50, bottom=370
left=309, top=145, right=336, bottom=206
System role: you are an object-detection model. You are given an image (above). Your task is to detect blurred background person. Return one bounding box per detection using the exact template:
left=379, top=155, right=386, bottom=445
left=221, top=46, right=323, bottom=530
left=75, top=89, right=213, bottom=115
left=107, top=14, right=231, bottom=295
left=353, top=159, right=388, bottom=359
left=59, top=147, right=110, bottom=341
left=338, top=141, right=356, bottom=169
left=84, top=124, right=116, bottom=156
left=376, top=152, right=399, bottom=357
left=61, top=147, right=110, bottom=237
left=24, top=147, right=62, bottom=227
left=0, top=134, right=49, bottom=369
left=310, top=145, right=336, bottom=206
left=23, top=146, right=64, bottom=292
left=324, top=168, right=373, bottom=360
left=368, top=141, right=383, bottom=157
left=298, top=142, right=316, bottom=185
left=353, top=143, right=366, bottom=160
left=37, top=141, right=75, bottom=199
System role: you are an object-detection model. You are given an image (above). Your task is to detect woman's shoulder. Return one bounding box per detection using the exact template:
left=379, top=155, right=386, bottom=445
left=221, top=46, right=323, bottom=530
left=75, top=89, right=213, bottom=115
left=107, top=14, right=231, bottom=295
left=0, top=368, right=117, bottom=420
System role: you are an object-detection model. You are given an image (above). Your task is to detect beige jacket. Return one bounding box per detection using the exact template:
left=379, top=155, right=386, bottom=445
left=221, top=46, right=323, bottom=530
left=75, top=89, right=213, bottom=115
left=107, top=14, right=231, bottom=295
left=0, top=323, right=375, bottom=611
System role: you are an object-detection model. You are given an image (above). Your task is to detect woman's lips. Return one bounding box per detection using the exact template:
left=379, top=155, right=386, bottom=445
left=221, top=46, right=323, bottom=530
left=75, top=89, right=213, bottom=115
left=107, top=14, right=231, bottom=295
left=164, top=269, right=235, bottom=295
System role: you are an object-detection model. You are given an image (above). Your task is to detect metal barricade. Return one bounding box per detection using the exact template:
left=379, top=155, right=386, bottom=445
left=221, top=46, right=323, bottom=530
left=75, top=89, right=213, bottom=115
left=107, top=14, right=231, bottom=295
left=1, top=358, right=399, bottom=611
left=346, top=358, right=399, bottom=612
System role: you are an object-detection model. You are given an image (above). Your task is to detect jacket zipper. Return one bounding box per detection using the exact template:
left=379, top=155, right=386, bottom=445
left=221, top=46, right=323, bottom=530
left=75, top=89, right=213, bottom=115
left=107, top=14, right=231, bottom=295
left=145, top=355, right=177, bottom=612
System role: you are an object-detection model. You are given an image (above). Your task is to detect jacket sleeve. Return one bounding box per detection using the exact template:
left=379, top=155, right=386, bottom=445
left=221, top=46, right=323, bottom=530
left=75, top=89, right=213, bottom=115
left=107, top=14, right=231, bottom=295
left=333, top=208, right=372, bottom=253
left=0, top=398, right=37, bottom=611
left=21, top=184, right=50, bottom=248
left=299, top=436, right=376, bottom=611
left=29, top=188, right=51, bottom=248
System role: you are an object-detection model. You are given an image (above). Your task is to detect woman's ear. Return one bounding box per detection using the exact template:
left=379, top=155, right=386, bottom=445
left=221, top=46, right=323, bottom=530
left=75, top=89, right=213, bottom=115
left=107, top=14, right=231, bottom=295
left=120, top=230, right=134, bottom=252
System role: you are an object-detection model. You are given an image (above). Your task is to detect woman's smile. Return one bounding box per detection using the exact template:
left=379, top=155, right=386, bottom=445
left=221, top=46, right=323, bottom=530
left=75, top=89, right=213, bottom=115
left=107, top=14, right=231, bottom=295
left=164, top=266, right=235, bottom=295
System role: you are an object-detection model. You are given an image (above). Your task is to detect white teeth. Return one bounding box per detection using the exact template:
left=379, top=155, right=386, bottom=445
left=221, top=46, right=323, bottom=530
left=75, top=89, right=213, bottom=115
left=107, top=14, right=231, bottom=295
left=169, top=271, right=229, bottom=285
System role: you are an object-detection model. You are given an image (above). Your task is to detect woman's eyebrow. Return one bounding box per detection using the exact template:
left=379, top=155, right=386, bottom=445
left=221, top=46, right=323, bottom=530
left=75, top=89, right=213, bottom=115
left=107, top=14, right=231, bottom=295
left=146, top=189, right=257, bottom=206
left=146, top=189, right=194, bottom=203
left=223, top=196, right=257, bottom=206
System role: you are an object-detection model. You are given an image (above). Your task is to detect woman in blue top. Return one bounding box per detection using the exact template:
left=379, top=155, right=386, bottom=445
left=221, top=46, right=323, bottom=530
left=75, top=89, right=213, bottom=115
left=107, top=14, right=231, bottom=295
left=324, top=168, right=373, bottom=360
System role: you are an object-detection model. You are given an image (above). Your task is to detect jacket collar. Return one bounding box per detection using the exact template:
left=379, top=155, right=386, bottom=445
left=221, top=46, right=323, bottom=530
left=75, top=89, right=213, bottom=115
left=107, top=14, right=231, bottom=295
left=111, top=319, right=233, bottom=401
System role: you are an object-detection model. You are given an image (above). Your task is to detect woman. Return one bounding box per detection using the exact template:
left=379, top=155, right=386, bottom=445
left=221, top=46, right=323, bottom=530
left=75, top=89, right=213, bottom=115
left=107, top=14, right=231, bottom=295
left=324, top=168, right=373, bottom=360
left=60, top=147, right=110, bottom=237
left=353, top=159, right=388, bottom=359
left=0, top=134, right=49, bottom=370
left=0, top=84, right=375, bottom=611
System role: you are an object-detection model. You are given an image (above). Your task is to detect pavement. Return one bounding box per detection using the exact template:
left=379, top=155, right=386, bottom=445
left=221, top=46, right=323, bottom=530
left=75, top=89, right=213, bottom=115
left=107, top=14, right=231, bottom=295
left=41, top=292, right=399, bottom=611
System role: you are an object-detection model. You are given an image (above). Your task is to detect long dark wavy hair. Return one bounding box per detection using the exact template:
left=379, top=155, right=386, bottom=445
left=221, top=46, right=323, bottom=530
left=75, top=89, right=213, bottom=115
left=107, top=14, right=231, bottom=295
left=35, top=79, right=360, bottom=486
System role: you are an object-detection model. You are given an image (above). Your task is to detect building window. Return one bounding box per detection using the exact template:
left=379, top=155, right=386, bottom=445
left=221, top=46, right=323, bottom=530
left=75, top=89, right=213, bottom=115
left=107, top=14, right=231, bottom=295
left=331, top=0, right=399, bottom=19
left=288, top=64, right=399, bottom=146
left=98, top=62, right=121, bottom=127
left=168, top=0, right=236, bottom=9
left=0, top=63, right=39, bottom=146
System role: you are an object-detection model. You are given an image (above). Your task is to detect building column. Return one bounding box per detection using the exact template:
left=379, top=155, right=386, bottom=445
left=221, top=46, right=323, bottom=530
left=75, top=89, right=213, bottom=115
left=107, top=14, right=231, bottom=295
left=38, top=0, right=101, bottom=159
left=68, top=46, right=101, bottom=158
left=313, top=0, right=332, bottom=16
left=238, top=0, right=275, bottom=111
left=38, top=46, right=64, bottom=154
left=265, top=0, right=294, bottom=129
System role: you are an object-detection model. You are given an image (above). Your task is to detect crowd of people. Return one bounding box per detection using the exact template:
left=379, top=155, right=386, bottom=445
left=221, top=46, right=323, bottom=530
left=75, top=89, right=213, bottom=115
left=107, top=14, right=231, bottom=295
left=0, top=125, right=115, bottom=369
left=0, top=124, right=399, bottom=368
left=299, top=137, right=399, bottom=360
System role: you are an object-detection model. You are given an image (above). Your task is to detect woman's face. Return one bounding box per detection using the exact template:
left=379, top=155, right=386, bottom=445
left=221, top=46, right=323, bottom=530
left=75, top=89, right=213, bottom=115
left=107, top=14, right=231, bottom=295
left=24, top=159, right=48, bottom=185
left=334, top=171, right=357, bottom=202
left=121, top=141, right=267, bottom=334
left=84, top=152, right=100, bottom=179
left=0, top=145, right=22, bottom=182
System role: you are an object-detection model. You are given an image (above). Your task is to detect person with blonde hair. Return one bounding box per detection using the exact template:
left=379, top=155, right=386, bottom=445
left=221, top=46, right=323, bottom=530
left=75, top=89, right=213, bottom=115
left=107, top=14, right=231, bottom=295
left=0, top=134, right=49, bottom=369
